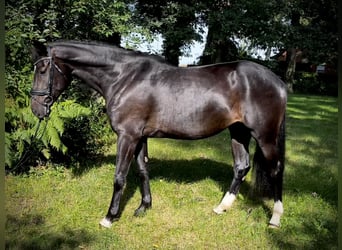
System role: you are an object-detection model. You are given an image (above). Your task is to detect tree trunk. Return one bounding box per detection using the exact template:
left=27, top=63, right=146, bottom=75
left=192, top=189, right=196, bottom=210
left=285, top=48, right=296, bottom=93
left=162, top=34, right=182, bottom=66
left=199, top=23, right=238, bottom=65
left=265, top=47, right=271, bottom=60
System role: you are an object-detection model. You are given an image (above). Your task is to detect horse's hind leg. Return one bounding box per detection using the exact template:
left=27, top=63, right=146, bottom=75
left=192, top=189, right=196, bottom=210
left=263, top=144, right=284, bottom=228
left=269, top=174, right=284, bottom=228
left=134, top=137, right=152, bottom=216
left=214, top=123, right=251, bottom=214
left=254, top=140, right=284, bottom=228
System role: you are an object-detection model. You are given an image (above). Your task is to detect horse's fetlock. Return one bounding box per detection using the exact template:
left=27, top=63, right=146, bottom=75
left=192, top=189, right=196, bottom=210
left=234, top=165, right=250, bottom=179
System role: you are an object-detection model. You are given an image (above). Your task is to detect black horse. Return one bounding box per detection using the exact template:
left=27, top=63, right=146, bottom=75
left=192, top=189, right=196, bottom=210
left=31, top=41, right=287, bottom=228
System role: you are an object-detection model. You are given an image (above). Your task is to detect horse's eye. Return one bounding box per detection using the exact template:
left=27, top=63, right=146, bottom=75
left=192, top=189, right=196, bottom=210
left=39, top=69, right=47, bottom=75
left=38, top=61, right=50, bottom=74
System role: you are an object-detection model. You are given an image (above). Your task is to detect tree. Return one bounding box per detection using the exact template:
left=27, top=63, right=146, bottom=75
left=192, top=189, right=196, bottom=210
left=133, top=0, right=201, bottom=65
left=197, top=0, right=287, bottom=63
left=134, top=0, right=338, bottom=91
left=197, top=0, right=337, bottom=92
left=281, top=0, right=338, bottom=92
left=198, top=0, right=239, bottom=64
left=5, top=0, right=141, bottom=171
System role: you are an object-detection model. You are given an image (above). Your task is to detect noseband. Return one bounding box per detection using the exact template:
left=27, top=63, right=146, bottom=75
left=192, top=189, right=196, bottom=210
left=30, top=57, right=67, bottom=118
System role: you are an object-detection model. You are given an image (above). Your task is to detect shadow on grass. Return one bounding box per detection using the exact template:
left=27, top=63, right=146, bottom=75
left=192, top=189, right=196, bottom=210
left=5, top=214, right=95, bottom=250
left=122, top=157, right=235, bottom=217
left=73, top=152, right=272, bottom=221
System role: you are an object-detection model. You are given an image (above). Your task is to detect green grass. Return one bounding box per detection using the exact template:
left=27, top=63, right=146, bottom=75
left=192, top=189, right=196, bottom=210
left=5, top=94, right=338, bottom=249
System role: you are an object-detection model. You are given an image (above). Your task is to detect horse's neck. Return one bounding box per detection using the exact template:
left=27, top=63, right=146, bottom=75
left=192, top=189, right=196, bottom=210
left=56, top=44, right=172, bottom=102
left=71, top=66, right=107, bottom=95
left=67, top=54, right=134, bottom=99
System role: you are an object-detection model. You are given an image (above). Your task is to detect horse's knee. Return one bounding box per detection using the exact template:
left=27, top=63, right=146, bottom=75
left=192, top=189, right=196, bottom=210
left=114, top=174, right=126, bottom=190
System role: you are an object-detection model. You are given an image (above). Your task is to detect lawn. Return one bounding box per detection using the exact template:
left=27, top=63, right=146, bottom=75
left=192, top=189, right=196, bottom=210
left=5, top=94, right=338, bottom=249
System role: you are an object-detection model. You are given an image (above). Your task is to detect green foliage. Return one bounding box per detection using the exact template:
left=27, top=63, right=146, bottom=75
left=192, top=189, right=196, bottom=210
left=41, top=100, right=92, bottom=154
left=293, top=72, right=320, bottom=95
left=5, top=0, right=137, bottom=172
left=51, top=98, right=114, bottom=165
left=293, top=72, right=337, bottom=96
left=133, top=1, right=201, bottom=64
left=5, top=98, right=92, bottom=169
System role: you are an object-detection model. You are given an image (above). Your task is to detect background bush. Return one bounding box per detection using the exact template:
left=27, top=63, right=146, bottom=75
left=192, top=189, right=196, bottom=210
left=293, top=72, right=337, bottom=96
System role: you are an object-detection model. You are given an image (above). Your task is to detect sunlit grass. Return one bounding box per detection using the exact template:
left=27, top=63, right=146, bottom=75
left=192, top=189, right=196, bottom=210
left=5, top=94, right=338, bottom=249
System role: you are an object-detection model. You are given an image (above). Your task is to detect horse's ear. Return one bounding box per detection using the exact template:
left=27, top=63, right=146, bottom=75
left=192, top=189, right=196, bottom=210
left=32, top=40, right=48, bottom=62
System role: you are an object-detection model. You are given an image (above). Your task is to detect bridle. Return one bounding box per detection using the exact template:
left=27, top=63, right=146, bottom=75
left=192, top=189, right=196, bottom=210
left=11, top=57, right=68, bottom=172
left=30, top=56, right=67, bottom=118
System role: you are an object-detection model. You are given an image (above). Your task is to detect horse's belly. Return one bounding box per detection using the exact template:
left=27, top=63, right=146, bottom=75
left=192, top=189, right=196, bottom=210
left=141, top=87, right=242, bottom=139
left=144, top=108, right=234, bottom=139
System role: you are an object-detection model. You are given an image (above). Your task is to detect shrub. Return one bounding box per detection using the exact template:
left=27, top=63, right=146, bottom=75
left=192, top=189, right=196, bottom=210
left=293, top=72, right=337, bottom=96
left=293, top=72, right=320, bottom=94
left=5, top=96, right=92, bottom=172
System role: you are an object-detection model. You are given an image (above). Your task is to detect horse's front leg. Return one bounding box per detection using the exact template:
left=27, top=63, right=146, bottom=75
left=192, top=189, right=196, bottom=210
left=134, top=137, right=152, bottom=216
left=100, top=134, right=138, bottom=228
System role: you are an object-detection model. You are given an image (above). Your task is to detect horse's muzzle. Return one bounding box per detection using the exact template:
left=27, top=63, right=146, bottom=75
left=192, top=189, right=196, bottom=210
left=31, top=97, right=52, bottom=120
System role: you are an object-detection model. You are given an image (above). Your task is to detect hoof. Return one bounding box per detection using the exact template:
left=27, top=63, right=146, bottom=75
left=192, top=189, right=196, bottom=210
left=134, top=209, right=147, bottom=217
left=213, top=192, right=235, bottom=215
left=268, top=222, right=280, bottom=229
left=213, top=206, right=226, bottom=215
left=134, top=205, right=151, bottom=217
left=99, top=217, right=112, bottom=228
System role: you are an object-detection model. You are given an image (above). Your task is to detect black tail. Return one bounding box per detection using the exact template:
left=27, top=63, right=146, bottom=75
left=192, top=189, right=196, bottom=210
left=252, top=115, right=286, bottom=198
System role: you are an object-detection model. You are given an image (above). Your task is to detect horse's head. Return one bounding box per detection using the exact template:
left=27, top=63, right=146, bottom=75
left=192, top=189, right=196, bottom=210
left=31, top=41, right=71, bottom=119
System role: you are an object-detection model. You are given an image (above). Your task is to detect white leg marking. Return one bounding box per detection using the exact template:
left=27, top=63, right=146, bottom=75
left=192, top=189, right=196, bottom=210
left=144, top=156, right=149, bottom=163
left=99, top=217, right=113, bottom=228
left=269, top=200, right=283, bottom=228
left=213, top=192, right=236, bottom=214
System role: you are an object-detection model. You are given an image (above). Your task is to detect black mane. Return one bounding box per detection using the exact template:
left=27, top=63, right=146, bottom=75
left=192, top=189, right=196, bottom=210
left=48, top=40, right=168, bottom=64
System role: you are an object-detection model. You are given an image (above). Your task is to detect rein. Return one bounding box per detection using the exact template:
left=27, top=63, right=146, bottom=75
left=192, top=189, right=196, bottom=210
left=8, top=118, right=49, bottom=174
